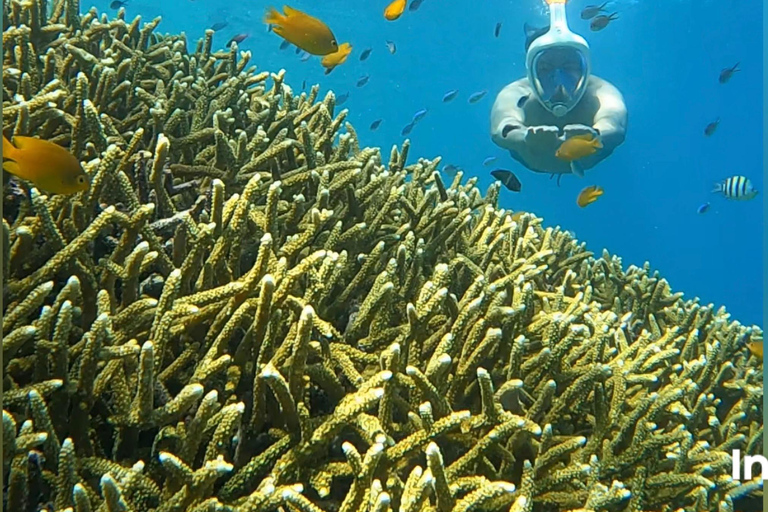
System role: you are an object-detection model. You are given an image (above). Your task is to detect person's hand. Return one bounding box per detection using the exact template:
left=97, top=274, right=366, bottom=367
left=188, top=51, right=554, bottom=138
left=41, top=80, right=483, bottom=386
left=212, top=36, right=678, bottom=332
left=525, top=125, right=560, bottom=147
left=562, top=124, right=600, bottom=141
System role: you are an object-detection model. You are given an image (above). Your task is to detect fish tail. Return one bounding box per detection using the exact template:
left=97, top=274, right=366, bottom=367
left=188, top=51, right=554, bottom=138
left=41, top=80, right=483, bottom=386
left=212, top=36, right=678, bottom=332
left=570, top=161, right=585, bottom=177
left=2, top=135, right=16, bottom=160
left=264, top=6, right=284, bottom=27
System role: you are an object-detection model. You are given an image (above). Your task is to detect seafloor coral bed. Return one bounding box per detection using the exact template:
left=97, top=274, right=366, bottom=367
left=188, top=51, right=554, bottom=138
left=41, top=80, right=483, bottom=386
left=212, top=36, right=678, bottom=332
left=2, top=2, right=764, bottom=511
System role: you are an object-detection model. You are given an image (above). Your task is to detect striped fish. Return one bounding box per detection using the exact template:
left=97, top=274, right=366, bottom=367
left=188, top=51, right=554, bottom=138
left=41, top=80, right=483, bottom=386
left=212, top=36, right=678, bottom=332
left=713, top=175, right=758, bottom=200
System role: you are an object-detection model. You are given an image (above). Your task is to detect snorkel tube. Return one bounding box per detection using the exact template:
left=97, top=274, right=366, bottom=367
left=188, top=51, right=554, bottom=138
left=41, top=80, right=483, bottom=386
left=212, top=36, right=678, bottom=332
left=526, top=0, right=591, bottom=116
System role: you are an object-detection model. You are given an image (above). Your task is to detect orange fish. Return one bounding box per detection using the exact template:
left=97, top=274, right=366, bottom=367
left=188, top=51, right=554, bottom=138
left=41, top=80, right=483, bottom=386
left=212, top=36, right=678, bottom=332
left=511, top=211, right=528, bottom=222
left=576, top=185, right=603, bottom=207
left=321, top=42, right=353, bottom=74
left=384, top=0, right=407, bottom=20
left=2, top=135, right=89, bottom=195
left=747, top=341, right=763, bottom=360
left=264, top=5, right=338, bottom=56
left=555, top=134, right=603, bottom=177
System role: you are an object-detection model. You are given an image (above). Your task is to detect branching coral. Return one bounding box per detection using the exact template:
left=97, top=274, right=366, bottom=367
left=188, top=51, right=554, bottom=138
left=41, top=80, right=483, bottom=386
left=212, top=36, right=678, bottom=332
left=2, top=1, right=763, bottom=511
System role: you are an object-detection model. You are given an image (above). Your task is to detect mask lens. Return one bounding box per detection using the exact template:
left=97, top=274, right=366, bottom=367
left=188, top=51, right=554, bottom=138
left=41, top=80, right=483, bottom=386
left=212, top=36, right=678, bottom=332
left=533, top=47, right=587, bottom=107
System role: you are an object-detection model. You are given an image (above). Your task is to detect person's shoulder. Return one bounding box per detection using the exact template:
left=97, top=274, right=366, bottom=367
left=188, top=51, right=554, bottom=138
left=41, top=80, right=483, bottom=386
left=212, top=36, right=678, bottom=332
left=499, top=78, right=532, bottom=95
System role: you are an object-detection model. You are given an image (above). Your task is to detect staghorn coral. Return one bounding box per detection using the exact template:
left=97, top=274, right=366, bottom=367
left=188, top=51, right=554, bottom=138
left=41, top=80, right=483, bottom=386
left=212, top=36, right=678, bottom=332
left=2, top=1, right=763, bottom=512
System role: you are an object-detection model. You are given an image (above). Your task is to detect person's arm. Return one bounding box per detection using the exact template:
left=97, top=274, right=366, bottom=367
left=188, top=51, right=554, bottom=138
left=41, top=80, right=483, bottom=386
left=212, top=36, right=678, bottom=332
left=592, top=77, right=627, bottom=154
left=490, top=81, right=530, bottom=153
left=490, top=81, right=564, bottom=172
left=562, top=78, right=627, bottom=171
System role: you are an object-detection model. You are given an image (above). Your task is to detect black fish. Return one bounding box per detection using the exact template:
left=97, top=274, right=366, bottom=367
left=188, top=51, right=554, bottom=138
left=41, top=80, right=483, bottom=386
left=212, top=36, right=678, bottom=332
left=356, top=75, right=370, bottom=87
left=409, top=0, right=424, bottom=11
left=491, top=169, right=522, bottom=192
left=360, top=48, right=372, bottom=61
left=210, top=22, right=228, bottom=32
left=370, top=119, right=382, bottom=130
left=517, top=95, right=528, bottom=108
left=337, top=92, right=350, bottom=105
left=524, top=22, right=549, bottom=51
left=295, top=46, right=301, bottom=54
left=590, top=13, right=618, bottom=31
left=494, top=22, right=502, bottom=38
left=401, top=122, right=414, bottom=136
left=280, top=40, right=291, bottom=50
left=580, top=2, right=609, bottom=19
left=110, top=0, right=127, bottom=8
left=719, top=62, right=740, bottom=84
left=302, top=80, right=306, bottom=91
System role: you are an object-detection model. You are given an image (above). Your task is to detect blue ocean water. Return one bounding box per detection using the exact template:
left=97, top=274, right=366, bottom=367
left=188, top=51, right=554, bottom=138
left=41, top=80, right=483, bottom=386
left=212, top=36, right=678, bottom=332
left=97, top=0, right=763, bottom=326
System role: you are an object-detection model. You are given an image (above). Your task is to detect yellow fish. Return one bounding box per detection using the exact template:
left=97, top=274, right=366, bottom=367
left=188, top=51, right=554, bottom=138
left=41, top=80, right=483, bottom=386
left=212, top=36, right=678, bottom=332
left=576, top=185, right=603, bottom=208
left=511, top=211, right=528, bottom=222
left=384, top=0, right=407, bottom=20
left=321, top=42, right=353, bottom=74
left=747, top=341, right=763, bottom=360
left=555, top=134, right=603, bottom=177
left=2, top=135, right=89, bottom=195
left=265, top=5, right=338, bottom=56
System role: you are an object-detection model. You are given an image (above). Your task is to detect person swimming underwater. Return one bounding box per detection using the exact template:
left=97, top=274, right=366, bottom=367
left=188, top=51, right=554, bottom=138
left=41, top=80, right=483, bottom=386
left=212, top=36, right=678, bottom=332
left=490, top=0, right=627, bottom=183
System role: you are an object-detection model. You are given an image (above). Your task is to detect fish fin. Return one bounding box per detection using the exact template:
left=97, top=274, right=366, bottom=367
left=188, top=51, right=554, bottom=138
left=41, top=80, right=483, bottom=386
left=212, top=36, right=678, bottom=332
left=570, top=133, right=595, bottom=141
left=609, top=12, right=619, bottom=19
left=557, top=174, right=562, bottom=186
left=711, top=182, right=723, bottom=194
left=2, top=160, right=22, bottom=177
left=593, top=137, right=604, bottom=149
left=571, top=161, right=584, bottom=177
left=2, top=134, right=16, bottom=159
left=282, top=5, right=302, bottom=16
left=264, top=6, right=284, bottom=25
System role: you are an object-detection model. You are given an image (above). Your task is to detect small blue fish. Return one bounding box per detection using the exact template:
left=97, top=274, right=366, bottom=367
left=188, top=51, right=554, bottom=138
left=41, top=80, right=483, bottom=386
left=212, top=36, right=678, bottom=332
left=483, top=156, right=497, bottom=166
left=300, top=52, right=311, bottom=62
left=697, top=202, right=710, bottom=214
left=210, top=21, right=228, bottom=32
left=370, top=119, right=382, bottom=131
left=386, top=40, right=397, bottom=54
left=409, top=0, right=424, bottom=11
left=494, top=22, right=502, bottom=37
left=280, top=40, right=291, bottom=50
left=412, top=109, right=428, bottom=123
left=302, top=80, right=306, bottom=91
left=357, top=75, right=370, bottom=87
left=337, top=92, right=350, bottom=105
left=442, top=89, right=459, bottom=102
left=360, top=48, right=372, bottom=61
left=110, top=0, right=127, bottom=8
left=468, top=90, right=487, bottom=104
left=401, top=122, right=414, bottom=136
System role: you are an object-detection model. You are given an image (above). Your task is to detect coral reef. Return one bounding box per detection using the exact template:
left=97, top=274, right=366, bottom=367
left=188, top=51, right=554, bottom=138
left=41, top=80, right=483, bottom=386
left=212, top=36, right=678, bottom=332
left=2, top=1, right=764, bottom=511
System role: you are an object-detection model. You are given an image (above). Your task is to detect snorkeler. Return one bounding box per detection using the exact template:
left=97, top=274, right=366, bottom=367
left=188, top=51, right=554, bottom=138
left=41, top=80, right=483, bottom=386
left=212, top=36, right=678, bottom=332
left=490, top=0, right=627, bottom=181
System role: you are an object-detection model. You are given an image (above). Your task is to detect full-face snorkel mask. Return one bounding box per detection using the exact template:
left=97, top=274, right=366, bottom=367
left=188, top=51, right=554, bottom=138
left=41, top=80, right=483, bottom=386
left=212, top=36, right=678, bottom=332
left=526, top=0, right=591, bottom=117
